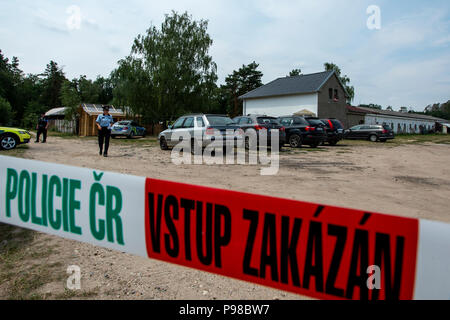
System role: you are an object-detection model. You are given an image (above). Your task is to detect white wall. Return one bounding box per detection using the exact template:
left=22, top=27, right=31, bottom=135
left=365, top=114, right=436, bottom=134
left=243, top=93, right=318, bottom=117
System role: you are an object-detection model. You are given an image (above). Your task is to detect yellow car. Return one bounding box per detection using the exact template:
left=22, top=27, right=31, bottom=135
left=0, top=127, right=32, bottom=150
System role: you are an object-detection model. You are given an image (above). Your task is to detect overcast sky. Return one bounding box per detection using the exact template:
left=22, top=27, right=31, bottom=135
left=0, top=0, right=449, bottom=110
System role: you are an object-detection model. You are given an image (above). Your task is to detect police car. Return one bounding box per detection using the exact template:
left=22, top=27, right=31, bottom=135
left=111, top=120, right=146, bottom=139
left=0, top=127, right=32, bottom=150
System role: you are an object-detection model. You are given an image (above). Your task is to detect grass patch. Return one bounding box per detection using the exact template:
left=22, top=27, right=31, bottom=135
left=338, top=140, right=376, bottom=147
left=0, top=224, right=35, bottom=262
left=52, top=288, right=99, bottom=300
left=45, top=130, right=158, bottom=146
left=46, top=131, right=78, bottom=139
left=0, top=144, right=29, bottom=158
left=391, top=133, right=450, bottom=145
left=340, top=134, right=450, bottom=147
left=6, top=264, right=53, bottom=300
left=0, top=224, right=65, bottom=300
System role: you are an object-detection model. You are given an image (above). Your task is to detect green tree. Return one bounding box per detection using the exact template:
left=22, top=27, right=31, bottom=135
left=111, top=56, right=153, bottom=120
left=113, top=11, right=218, bottom=123
left=288, top=68, right=302, bottom=77
left=324, top=62, right=355, bottom=103
left=221, top=61, right=263, bottom=117
left=0, top=51, right=24, bottom=124
left=0, top=96, right=13, bottom=125
left=40, top=61, right=66, bottom=109
left=425, top=100, right=450, bottom=120
left=60, top=75, right=114, bottom=120
left=60, top=80, right=82, bottom=121
left=76, top=75, right=100, bottom=103
left=94, top=76, right=114, bottom=104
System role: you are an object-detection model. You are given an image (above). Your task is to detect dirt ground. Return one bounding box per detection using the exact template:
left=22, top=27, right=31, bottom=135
left=1, top=134, right=450, bottom=299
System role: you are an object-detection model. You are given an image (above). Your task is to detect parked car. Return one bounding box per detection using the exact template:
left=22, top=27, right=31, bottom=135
left=319, top=118, right=345, bottom=145
left=111, top=120, right=146, bottom=139
left=0, top=127, right=31, bottom=150
left=344, top=124, right=395, bottom=142
left=158, top=114, right=242, bottom=152
left=278, top=116, right=326, bottom=148
left=233, top=115, right=286, bottom=150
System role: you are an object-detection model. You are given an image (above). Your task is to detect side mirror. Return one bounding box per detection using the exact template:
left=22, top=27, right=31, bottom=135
left=168, top=125, right=173, bottom=130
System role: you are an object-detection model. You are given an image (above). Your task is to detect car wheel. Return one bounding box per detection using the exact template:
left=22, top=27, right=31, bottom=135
left=223, top=144, right=232, bottom=156
left=1, top=133, right=18, bottom=150
left=289, top=134, right=302, bottom=148
left=245, top=136, right=250, bottom=150
left=245, top=136, right=259, bottom=150
left=160, top=137, right=169, bottom=150
left=329, top=140, right=338, bottom=146
left=369, top=135, right=378, bottom=142
left=127, top=131, right=134, bottom=139
left=191, top=139, right=202, bottom=155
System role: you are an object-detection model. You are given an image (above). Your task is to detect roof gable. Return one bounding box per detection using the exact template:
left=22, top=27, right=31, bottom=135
left=239, top=70, right=347, bottom=100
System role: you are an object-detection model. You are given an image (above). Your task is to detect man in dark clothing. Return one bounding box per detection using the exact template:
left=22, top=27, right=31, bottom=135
left=35, top=113, right=49, bottom=143
left=96, top=106, right=114, bottom=157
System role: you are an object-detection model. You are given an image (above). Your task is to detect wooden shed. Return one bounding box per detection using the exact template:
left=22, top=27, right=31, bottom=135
left=45, top=107, right=77, bottom=134
left=78, top=104, right=126, bottom=136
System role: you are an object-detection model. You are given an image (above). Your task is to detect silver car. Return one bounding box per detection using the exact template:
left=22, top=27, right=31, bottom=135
left=111, top=120, right=146, bottom=139
left=158, top=114, right=243, bottom=151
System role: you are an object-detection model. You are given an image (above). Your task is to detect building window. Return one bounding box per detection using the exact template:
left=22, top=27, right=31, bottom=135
left=329, top=88, right=333, bottom=99
left=334, top=89, right=339, bottom=100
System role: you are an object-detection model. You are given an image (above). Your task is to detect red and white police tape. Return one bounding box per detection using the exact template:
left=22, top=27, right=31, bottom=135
left=0, top=155, right=449, bottom=300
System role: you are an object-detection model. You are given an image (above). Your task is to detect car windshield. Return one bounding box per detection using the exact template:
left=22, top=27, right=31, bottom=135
left=293, top=117, right=309, bottom=125
left=257, top=117, right=279, bottom=125
left=330, top=120, right=343, bottom=129
left=383, top=125, right=391, bottom=130
left=306, top=119, right=324, bottom=126
left=279, top=118, right=293, bottom=126
left=206, top=116, right=235, bottom=126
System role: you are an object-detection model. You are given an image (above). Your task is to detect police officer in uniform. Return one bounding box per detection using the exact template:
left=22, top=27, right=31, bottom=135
left=96, top=106, right=114, bottom=157
left=35, top=113, right=49, bottom=143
